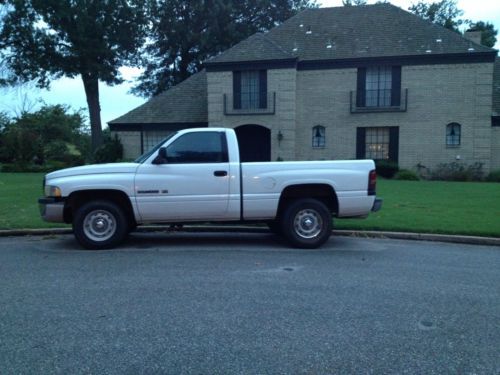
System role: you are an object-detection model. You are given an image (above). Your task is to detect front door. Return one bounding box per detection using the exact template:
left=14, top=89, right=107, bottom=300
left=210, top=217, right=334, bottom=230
left=235, top=124, right=271, bottom=162
left=134, top=131, right=231, bottom=222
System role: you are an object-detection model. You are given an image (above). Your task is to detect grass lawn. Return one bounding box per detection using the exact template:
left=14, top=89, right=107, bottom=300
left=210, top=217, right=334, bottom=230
left=336, top=179, right=500, bottom=237
left=0, top=173, right=69, bottom=229
left=0, top=172, right=499, bottom=237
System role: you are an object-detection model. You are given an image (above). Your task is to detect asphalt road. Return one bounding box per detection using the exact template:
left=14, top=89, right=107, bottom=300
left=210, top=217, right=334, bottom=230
left=0, top=232, right=499, bottom=374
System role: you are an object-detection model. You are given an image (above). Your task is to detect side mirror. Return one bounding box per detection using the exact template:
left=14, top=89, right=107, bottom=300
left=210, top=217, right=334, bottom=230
left=152, top=147, right=168, bottom=165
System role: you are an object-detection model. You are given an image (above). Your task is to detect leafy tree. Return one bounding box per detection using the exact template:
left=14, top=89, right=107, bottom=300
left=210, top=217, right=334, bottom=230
left=133, top=0, right=317, bottom=97
left=467, top=21, right=498, bottom=48
left=0, top=0, right=147, bottom=151
left=342, top=0, right=367, bottom=5
left=0, top=111, right=9, bottom=132
left=408, top=0, right=468, bottom=33
left=0, top=104, right=89, bottom=165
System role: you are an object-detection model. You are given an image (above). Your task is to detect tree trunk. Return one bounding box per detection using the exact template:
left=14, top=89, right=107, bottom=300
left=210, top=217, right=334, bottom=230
left=82, top=74, right=103, bottom=152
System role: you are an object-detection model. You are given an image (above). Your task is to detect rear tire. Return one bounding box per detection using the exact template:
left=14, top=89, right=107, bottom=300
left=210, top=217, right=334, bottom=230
left=280, top=198, right=332, bottom=249
left=73, top=200, right=128, bottom=250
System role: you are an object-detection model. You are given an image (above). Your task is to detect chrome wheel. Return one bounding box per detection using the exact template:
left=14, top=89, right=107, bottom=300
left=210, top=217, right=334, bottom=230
left=293, top=208, right=323, bottom=239
left=83, top=209, right=116, bottom=242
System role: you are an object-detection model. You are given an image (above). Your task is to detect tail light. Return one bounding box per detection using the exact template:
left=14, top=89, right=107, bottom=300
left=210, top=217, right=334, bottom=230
left=368, top=169, right=377, bottom=196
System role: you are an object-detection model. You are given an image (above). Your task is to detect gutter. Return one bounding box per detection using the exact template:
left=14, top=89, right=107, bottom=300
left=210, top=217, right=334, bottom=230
left=0, top=226, right=499, bottom=247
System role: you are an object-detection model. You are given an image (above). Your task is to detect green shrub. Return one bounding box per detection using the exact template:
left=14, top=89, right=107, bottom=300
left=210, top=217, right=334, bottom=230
left=485, top=169, right=500, bottom=182
left=430, top=162, right=484, bottom=181
left=395, top=169, right=419, bottom=181
left=2, top=163, right=48, bottom=173
left=375, top=160, right=399, bottom=179
left=0, top=159, right=80, bottom=173
left=93, top=135, right=123, bottom=163
left=44, top=141, right=84, bottom=167
left=45, top=140, right=69, bottom=160
left=44, top=160, right=73, bottom=172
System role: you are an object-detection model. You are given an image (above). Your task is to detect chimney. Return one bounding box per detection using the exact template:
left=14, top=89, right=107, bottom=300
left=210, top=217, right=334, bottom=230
left=464, top=31, right=482, bottom=45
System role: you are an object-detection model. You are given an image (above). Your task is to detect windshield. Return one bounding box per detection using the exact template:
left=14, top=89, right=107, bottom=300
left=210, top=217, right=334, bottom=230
left=134, top=132, right=178, bottom=163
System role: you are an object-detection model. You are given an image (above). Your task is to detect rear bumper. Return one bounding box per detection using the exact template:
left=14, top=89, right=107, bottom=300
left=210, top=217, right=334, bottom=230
left=371, top=197, right=383, bottom=212
left=38, top=198, right=65, bottom=223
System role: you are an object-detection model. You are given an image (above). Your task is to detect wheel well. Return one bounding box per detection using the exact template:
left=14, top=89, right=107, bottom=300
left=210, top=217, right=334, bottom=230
left=64, top=190, right=136, bottom=226
left=277, top=184, right=338, bottom=218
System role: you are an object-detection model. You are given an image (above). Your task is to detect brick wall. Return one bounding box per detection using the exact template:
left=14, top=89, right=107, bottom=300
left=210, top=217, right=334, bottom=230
left=117, top=61, right=496, bottom=172
left=294, top=62, right=495, bottom=172
left=207, top=69, right=297, bottom=161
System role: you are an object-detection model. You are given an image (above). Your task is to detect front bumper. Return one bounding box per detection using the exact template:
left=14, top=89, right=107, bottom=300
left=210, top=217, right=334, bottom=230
left=38, top=198, right=65, bottom=223
left=371, top=197, right=383, bottom=212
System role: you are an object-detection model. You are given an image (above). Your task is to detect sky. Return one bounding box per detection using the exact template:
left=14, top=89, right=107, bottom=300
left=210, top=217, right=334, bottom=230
left=1, top=0, right=499, bottom=126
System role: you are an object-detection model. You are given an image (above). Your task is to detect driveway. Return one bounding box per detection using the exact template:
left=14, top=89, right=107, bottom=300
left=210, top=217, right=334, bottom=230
left=0, top=232, right=499, bottom=374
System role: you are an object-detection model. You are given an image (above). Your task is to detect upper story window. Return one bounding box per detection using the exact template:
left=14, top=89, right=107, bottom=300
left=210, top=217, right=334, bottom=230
left=446, top=123, right=461, bottom=147
left=241, top=71, right=259, bottom=109
left=166, top=132, right=228, bottom=163
left=312, top=125, right=325, bottom=148
left=366, top=66, right=392, bottom=107
left=356, top=66, right=402, bottom=108
left=233, top=70, right=267, bottom=110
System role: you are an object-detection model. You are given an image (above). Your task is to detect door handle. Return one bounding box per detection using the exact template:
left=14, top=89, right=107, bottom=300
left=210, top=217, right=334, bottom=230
left=213, top=170, right=228, bottom=177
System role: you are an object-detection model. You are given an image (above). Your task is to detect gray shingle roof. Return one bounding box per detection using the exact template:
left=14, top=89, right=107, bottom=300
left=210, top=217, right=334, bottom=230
left=493, top=58, right=500, bottom=116
left=109, top=70, right=207, bottom=124
left=112, top=4, right=497, bottom=126
left=207, top=33, right=293, bottom=64
left=206, top=3, right=495, bottom=65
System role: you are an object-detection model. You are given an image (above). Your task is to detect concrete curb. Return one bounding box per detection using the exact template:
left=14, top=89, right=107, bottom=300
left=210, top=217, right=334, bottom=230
left=332, top=230, right=500, bottom=247
left=0, top=225, right=499, bottom=247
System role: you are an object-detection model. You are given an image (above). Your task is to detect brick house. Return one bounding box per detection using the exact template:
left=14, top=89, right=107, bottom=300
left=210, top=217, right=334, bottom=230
left=109, top=3, right=500, bottom=172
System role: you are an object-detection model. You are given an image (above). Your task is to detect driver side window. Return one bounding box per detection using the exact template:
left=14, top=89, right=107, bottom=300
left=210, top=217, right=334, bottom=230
left=166, top=132, right=228, bottom=163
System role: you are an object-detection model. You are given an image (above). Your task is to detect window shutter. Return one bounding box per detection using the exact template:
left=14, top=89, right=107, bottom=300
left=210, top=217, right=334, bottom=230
left=389, top=127, right=399, bottom=162
left=391, top=66, right=401, bottom=107
left=356, top=127, right=366, bottom=159
left=233, top=71, right=241, bottom=109
left=259, top=70, right=267, bottom=109
left=356, top=68, right=366, bottom=107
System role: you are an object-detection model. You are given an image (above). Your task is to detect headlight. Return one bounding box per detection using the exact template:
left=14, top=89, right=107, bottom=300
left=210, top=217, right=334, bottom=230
left=44, top=185, right=62, bottom=197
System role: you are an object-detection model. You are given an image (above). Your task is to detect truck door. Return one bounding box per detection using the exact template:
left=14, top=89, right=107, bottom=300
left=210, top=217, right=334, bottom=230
left=134, top=131, right=231, bottom=222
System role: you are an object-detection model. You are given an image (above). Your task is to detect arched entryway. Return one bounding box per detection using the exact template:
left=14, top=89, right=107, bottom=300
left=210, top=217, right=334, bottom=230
left=234, top=124, right=271, bottom=162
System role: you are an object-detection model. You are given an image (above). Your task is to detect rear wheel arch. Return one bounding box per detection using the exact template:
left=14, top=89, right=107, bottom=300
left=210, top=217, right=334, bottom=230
left=276, top=184, right=338, bottom=219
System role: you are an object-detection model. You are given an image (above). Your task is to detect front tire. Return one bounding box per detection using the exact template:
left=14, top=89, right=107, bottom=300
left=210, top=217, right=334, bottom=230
left=73, top=200, right=128, bottom=250
left=281, top=199, right=332, bottom=249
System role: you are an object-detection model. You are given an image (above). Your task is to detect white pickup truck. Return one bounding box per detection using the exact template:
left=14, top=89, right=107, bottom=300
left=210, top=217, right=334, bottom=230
left=39, top=127, right=382, bottom=249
